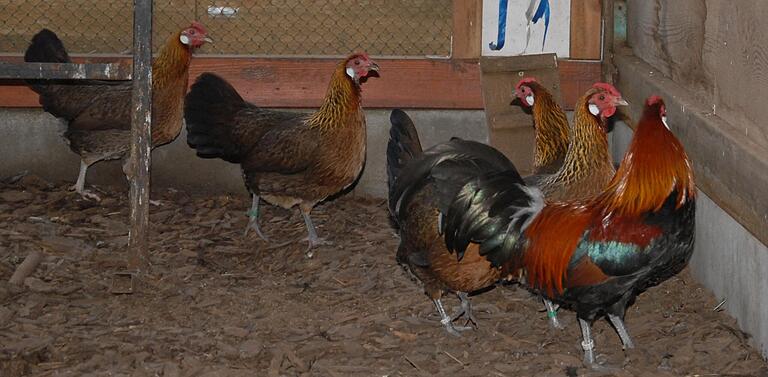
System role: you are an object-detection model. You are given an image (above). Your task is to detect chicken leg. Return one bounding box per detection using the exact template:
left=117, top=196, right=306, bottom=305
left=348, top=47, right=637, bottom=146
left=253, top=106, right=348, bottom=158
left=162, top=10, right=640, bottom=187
left=450, top=292, right=479, bottom=328
left=607, top=313, right=635, bottom=349
left=244, top=194, right=270, bottom=241
left=300, top=209, right=331, bottom=258
left=578, top=318, right=596, bottom=366
left=544, top=298, right=564, bottom=329
left=71, top=160, right=100, bottom=201
left=434, top=298, right=472, bottom=337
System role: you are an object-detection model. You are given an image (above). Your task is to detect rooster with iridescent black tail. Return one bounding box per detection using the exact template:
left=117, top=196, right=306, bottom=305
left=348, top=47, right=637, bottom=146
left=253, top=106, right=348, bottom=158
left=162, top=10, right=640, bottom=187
left=444, top=96, right=695, bottom=366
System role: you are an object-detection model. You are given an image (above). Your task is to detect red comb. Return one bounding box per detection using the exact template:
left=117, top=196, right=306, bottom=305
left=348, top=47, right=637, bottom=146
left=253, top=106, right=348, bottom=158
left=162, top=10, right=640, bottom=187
left=347, top=52, right=370, bottom=60
left=190, top=21, right=207, bottom=34
left=646, top=95, right=664, bottom=106
left=592, top=82, right=621, bottom=97
left=515, top=77, right=538, bottom=89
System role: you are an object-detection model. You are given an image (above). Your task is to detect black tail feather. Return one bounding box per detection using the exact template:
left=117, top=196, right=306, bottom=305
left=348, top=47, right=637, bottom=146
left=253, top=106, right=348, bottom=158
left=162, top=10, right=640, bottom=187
left=24, top=29, right=70, bottom=64
left=184, top=73, right=248, bottom=163
left=386, top=109, right=423, bottom=215
left=24, top=29, right=72, bottom=94
left=443, top=170, right=543, bottom=266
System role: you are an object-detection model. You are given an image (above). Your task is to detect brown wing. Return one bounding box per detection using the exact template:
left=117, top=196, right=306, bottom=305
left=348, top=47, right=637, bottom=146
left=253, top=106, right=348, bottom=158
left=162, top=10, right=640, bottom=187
left=33, top=80, right=132, bottom=132
left=241, top=112, right=322, bottom=174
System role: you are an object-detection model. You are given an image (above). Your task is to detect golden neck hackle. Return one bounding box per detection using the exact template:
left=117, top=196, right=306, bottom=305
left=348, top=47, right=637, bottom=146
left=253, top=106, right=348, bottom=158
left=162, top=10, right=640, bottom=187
left=546, top=89, right=614, bottom=186
left=307, top=61, right=361, bottom=131
left=151, top=32, right=192, bottom=89
left=531, top=85, right=569, bottom=173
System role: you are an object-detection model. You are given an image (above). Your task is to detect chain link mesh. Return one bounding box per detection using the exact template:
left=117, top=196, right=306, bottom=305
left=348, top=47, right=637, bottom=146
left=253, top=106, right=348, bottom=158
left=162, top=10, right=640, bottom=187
left=0, top=0, right=452, bottom=57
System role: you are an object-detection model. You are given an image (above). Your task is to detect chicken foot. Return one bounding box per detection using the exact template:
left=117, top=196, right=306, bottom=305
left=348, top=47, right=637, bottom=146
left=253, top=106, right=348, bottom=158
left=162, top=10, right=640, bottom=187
left=544, top=298, right=564, bottom=329
left=450, top=292, right=479, bottom=328
left=244, top=194, right=270, bottom=241
left=71, top=160, right=101, bottom=201
left=607, top=313, right=635, bottom=349
left=433, top=298, right=472, bottom=337
left=301, top=210, right=331, bottom=258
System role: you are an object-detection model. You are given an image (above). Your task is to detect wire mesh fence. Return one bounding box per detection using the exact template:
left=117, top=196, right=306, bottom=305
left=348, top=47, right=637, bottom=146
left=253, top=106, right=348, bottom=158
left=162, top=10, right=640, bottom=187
left=0, top=0, right=453, bottom=57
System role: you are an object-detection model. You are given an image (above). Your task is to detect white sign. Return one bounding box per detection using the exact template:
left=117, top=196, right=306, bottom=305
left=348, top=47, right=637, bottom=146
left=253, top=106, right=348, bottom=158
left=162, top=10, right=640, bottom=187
left=482, top=0, right=571, bottom=57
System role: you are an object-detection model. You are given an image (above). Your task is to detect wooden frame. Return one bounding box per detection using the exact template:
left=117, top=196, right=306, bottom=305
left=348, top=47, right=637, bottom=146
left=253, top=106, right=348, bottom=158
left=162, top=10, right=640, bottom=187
left=0, top=56, right=599, bottom=111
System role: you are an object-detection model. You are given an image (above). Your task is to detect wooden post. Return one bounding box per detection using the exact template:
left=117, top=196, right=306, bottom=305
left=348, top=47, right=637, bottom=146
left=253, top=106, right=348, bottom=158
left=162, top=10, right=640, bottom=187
left=601, top=0, right=616, bottom=82
left=570, top=0, right=603, bottom=60
left=127, top=0, right=152, bottom=272
left=451, top=0, right=483, bottom=59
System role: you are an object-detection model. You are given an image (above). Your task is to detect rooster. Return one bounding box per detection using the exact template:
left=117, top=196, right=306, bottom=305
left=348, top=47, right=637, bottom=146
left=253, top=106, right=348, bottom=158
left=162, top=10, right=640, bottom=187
left=386, top=83, right=627, bottom=335
left=512, top=77, right=570, bottom=175
left=184, top=53, right=379, bottom=257
left=444, top=96, right=695, bottom=365
left=24, top=23, right=212, bottom=200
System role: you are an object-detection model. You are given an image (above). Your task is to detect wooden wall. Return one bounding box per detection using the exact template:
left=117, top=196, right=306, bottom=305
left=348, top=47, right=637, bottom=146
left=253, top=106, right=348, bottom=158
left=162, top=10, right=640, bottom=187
left=627, top=0, right=768, bottom=145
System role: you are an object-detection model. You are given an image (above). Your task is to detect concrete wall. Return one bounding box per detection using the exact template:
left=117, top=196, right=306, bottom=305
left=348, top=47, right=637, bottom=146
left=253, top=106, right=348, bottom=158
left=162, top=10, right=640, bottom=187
left=0, top=108, right=488, bottom=199
left=611, top=121, right=768, bottom=359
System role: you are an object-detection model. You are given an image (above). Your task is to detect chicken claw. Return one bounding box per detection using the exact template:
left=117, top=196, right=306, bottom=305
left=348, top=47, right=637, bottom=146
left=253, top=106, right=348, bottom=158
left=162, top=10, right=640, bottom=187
left=450, top=292, right=479, bottom=328
left=434, top=298, right=472, bottom=336
left=70, top=185, right=101, bottom=201
left=301, top=210, right=331, bottom=258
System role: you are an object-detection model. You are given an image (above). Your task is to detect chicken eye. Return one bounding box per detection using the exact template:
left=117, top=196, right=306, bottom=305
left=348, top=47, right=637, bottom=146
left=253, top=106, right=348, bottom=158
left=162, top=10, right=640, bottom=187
left=189, top=29, right=196, bottom=35
left=599, top=95, right=605, bottom=101
left=354, top=60, right=360, bottom=65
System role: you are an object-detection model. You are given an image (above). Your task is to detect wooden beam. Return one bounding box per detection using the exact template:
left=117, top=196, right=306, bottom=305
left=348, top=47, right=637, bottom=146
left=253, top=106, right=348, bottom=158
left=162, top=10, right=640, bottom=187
left=0, top=62, right=130, bottom=80
left=614, top=51, right=768, bottom=246
left=570, top=0, right=603, bottom=60
left=452, top=0, right=483, bottom=59
left=0, top=57, right=601, bottom=111
left=127, top=0, right=152, bottom=273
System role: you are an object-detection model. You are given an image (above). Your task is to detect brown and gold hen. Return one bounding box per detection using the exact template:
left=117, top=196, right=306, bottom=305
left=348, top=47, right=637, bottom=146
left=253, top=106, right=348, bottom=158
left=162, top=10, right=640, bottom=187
left=185, top=53, right=379, bottom=257
left=24, top=22, right=212, bottom=200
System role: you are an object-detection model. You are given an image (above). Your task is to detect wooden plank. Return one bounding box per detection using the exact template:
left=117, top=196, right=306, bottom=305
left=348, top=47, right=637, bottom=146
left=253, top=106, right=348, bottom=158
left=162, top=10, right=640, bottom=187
left=0, top=56, right=601, bottom=110
left=0, top=62, right=130, bottom=80
left=559, top=59, right=603, bottom=109
left=569, top=0, right=602, bottom=60
left=451, top=0, right=483, bottom=59
left=127, top=0, right=152, bottom=273
left=614, top=52, right=768, bottom=247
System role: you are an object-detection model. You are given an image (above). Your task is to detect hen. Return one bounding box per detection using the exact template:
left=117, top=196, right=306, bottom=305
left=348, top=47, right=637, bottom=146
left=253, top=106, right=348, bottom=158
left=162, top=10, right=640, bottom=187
left=512, top=77, right=570, bottom=175
left=387, top=109, right=519, bottom=335
left=445, top=96, right=695, bottom=365
left=185, top=53, right=379, bottom=257
left=24, top=23, right=212, bottom=200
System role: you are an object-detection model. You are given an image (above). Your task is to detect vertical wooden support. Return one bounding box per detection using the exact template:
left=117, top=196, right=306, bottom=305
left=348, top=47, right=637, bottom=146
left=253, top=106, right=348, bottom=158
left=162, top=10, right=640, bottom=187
left=601, top=0, right=615, bottom=82
left=127, top=0, right=152, bottom=272
left=452, top=0, right=483, bottom=59
left=570, top=0, right=603, bottom=60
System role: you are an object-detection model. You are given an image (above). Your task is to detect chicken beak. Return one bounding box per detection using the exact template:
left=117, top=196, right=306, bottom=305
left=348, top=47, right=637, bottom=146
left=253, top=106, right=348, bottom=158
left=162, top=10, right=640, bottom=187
left=203, top=36, right=214, bottom=44
left=367, top=62, right=380, bottom=77
left=615, top=98, right=629, bottom=106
